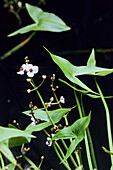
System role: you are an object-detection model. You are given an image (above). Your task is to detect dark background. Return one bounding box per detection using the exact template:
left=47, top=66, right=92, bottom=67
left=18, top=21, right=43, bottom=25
left=1, top=0, right=113, bottom=169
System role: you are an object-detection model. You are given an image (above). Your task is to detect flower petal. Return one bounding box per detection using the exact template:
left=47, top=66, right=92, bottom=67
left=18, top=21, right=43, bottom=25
left=33, top=66, right=39, bottom=74
left=17, top=70, right=24, bottom=75
left=27, top=71, right=34, bottom=77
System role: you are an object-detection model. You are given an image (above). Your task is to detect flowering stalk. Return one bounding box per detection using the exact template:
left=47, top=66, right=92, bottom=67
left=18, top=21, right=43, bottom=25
left=94, top=76, right=113, bottom=166
left=31, top=79, right=55, bottom=127
left=51, top=77, right=69, bottom=126
left=51, top=78, right=78, bottom=167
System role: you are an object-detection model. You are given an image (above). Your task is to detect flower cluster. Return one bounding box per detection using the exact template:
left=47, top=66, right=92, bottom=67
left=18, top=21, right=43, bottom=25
left=60, top=96, right=65, bottom=103
left=46, top=134, right=58, bottom=147
left=17, top=63, right=39, bottom=77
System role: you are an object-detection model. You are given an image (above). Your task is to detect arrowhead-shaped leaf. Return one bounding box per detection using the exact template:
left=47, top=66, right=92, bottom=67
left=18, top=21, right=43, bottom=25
left=0, top=126, right=35, bottom=143
left=23, top=108, right=71, bottom=122
left=44, top=47, right=113, bottom=93
left=25, top=108, right=71, bottom=133
left=51, top=113, right=91, bottom=161
left=8, top=3, right=70, bottom=37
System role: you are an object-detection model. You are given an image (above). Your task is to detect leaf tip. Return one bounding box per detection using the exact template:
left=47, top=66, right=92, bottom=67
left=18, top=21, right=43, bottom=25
left=43, top=46, right=51, bottom=54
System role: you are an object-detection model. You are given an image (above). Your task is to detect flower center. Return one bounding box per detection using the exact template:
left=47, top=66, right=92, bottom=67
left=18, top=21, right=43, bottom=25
left=20, top=67, right=23, bottom=71
left=29, top=68, right=33, bottom=72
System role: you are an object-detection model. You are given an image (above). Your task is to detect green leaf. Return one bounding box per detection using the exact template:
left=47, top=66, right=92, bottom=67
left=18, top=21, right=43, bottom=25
left=52, top=113, right=91, bottom=140
left=44, top=47, right=113, bottom=92
left=52, top=113, right=91, bottom=161
left=26, top=3, right=43, bottom=23
left=8, top=3, right=70, bottom=37
left=0, top=126, right=35, bottom=142
left=8, top=136, right=31, bottom=148
left=87, top=49, right=96, bottom=67
left=59, top=79, right=101, bottom=98
left=8, top=124, right=17, bottom=129
left=59, top=79, right=112, bottom=99
left=23, top=108, right=71, bottom=122
left=25, top=122, right=51, bottom=133
left=44, top=47, right=97, bottom=93
left=25, top=108, right=71, bottom=133
left=0, top=142, right=17, bottom=165
left=3, top=163, right=16, bottom=170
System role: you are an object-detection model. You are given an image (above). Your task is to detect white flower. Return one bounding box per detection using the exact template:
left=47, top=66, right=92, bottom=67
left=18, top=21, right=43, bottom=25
left=17, top=64, right=27, bottom=75
left=17, top=63, right=39, bottom=77
left=60, top=96, right=65, bottom=103
left=46, top=134, right=58, bottom=147
left=31, top=116, right=37, bottom=126
left=46, top=134, right=54, bottom=147
left=27, top=65, right=39, bottom=78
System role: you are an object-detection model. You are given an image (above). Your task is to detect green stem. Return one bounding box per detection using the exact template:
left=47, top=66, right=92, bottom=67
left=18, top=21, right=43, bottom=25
left=52, top=82, right=69, bottom=126
left=73, top=86, right=94, bottom=169
left=0, top=152, right=5, bottom=170
left=81, top=95, right=98, bottom=169
left=31, top=79, right=55, bottom=127
left=0, top=32, right=36, bottom=60
left=84, top=132, right=93, bottom=170
left=61, top=139, right=78, bottom=168
left=53, top=142, right=71, bottom=170
left=22, top=154, right=39, bottom=170
left=94, top=76, right=113, bottom=166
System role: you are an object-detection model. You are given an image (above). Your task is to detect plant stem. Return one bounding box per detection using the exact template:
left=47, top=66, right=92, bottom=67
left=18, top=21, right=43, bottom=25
left=61, top=139, right=78, bottom=168
left=0, top=32, right=36, bottom=60
left=73, top=86, right=94, bottom=169
left=22, top=154, right=39, bottom=170
left=94, top=76, right=113, bottom=166
left=53, top=142, right=71, bottom=170
left=84, top=132, right=93, bottom=170
left=0, top=152, right=5, bottom=170
left=31, top=79, right=55, bottom=127
left=81, top=95, right=98, bottom=169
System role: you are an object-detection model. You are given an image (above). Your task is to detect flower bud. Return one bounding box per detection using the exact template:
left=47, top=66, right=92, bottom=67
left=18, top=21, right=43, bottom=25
left=27, top=89, right=31, bottom=93
left=41, top=156, right=44, bottom=160
left=50, top=97, right=54, bottom=102
left=26, top=78, right=31, bottom=82
left=42, top=75, right=46, bottom=80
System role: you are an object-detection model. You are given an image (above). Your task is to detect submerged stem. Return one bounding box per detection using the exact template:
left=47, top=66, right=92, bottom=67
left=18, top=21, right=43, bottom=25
left=0, top=32, right=36, bottom=60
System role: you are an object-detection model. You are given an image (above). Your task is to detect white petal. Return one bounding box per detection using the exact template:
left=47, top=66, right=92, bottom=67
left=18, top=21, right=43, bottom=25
left=48, top=141, right=52, bottom=146
left=26, top=64, right=33, bottom=71
left=47, top=137, right=51, bottom=141
left=33, top=66, right=39, bottom=74
left=17, top=70, right=24, bottom=75
left=46, top=141, right=49, bottom=145
left=31, top=117, right=35, bottom=122
left=27, top=71, right=34, bottom=77
left=21, top=64, right=27, bottom=70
